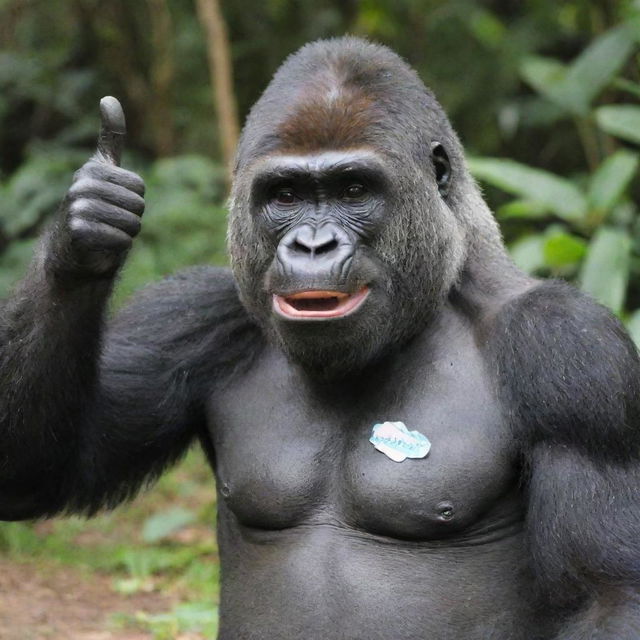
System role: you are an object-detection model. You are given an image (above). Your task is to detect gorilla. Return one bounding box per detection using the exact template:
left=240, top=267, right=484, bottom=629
left=1, top=37, right=640, bottom=639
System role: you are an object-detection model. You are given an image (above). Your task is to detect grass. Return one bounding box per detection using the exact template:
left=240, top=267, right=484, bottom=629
left=0, top=447, right=220, bottom=639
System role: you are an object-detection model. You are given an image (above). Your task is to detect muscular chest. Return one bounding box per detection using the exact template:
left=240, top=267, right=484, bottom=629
left=208, top=336, right=517, bottom=541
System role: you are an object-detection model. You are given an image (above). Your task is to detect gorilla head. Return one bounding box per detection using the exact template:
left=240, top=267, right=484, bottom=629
left=228, top=37, right=508, bottom=377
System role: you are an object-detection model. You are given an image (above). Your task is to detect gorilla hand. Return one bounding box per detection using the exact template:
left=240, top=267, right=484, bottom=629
left=48, top=97, right=145, bottom=281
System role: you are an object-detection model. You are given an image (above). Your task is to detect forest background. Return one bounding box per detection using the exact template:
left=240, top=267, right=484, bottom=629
left=0, top=1, right=639, bottom=638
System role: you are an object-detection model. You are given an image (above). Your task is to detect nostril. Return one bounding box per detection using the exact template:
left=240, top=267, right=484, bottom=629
left=315, top=239, right=338, bottom=256
left=292, top=240, right=312, bottom=255
left=289, top=238, right=338, bottom=256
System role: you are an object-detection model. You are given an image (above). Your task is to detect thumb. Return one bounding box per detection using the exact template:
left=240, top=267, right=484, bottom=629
left=95, top=96, right=126, bottom=166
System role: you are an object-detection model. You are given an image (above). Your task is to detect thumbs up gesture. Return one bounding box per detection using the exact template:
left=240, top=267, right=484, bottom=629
left=49, top=97, right=146, bottom=281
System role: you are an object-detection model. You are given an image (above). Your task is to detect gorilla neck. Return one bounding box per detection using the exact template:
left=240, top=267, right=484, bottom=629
left=270, top=295, right=445, bottom=382
left=452, top=181, right=535, bottom=315
left=451, top=231, right=535, bottom=321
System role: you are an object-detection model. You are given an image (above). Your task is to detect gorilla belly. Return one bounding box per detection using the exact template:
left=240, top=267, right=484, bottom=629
left=215, top=513, right=549, bottom=640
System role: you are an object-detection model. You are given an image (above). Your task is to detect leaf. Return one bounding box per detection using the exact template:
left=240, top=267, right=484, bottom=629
left=543, top=232, right=587, bottom=268
left=520, top=27, right=634, bottom=115
left=579, top=227, right=631, bottom=314
left=625, top=309, right=640, bottom=349
left=520, top=56, right=569, bottom=110
left=497, top=199, right=549, bottom=220
left=560, top=25, right=635, bottom=114
left=509, top=235, right=545, bottom=274
left=468, top=157, right=587, bottom=223
left=595, top=105, right=640, bottom=145
left=588, top=150, right=639, bottom=216
left=142, top=508, right=197, bottom=543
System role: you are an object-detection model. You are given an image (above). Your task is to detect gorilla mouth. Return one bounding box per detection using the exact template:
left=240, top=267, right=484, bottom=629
left=273, top=287, right=370, bottom=319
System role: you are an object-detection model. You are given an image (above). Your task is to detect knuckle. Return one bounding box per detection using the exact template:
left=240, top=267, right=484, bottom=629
left=68, top=197, right=93, bottom=217
left=69, top=177, right=102, bottom=199
left=68, top=217, right=91, bottom=240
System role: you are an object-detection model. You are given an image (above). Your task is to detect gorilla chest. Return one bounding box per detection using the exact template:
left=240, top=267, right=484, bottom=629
left=208, top=350, right=516, bottom=540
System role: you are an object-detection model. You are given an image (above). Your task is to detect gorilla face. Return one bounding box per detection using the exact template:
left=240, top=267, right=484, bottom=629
left=257, top=150, right=387, bottom=319
left=228, top=39, right=468, bottom=377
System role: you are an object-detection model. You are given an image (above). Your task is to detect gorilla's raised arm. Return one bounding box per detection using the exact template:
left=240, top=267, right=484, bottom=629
left=0, top=101, right=257, bottom=520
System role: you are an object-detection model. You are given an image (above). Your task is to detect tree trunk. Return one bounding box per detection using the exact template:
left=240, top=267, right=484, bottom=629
left=147, top=0, right=176, bottom=156
left=195, top=0, right=240, bottom=185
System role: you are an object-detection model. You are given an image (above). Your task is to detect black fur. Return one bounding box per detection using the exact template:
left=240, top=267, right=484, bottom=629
left=0, top=266, right=260, bottom=518
left=491, top=281, right=640, bottom=617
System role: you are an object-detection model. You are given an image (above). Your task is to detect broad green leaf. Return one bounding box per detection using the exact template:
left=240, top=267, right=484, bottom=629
left=543, top=232, right=587, bottom=268
left=497, top=199, right=549, bottom=220
left=625, top=309, right=640, bottom=349
left=560, top=25, right=635, bottom=114
left=509, top=235, right=545, bottom=274
left=519, top=56, right=569, bottom=108
left=142, top=507, right=197, bottom=543
left=595, top=105, right=640, bottom=144
left=468, top=157, right=587, bottom=223
left=579, top=227, right=631, bottom=314
left=520, top=27, right=634, bottom=115
left=588, top=150, right=639, bottom=216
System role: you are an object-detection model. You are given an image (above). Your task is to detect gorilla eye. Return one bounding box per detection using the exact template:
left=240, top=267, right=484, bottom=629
left=431, top=143, right=451, bottom=198
left=342, top=184, right=367, bottom=200
left=273, top=188, right=298, bottom=206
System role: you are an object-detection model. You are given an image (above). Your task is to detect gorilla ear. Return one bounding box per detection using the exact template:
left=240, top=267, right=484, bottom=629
left=431, top=142, right=451, bottom=198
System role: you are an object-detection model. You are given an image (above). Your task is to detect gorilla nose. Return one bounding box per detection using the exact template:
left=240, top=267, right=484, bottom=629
left=286, top=225, right=340, bottom=257
left=277, top=223, right=354, bottom=280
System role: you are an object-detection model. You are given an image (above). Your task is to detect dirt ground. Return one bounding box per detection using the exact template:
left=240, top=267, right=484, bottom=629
left=0, top=559, right=171, bottom=640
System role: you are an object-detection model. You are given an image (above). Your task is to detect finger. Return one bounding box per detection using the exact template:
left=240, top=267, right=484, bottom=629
left=95, top=96, right=126, bottom=167
left=69, top=218, right=132, bottom=252
left=69, top=178, right=145, bottom=215
left=81, top=161, right=145, bottom=196
left=71, top=199, right=142, bottom=237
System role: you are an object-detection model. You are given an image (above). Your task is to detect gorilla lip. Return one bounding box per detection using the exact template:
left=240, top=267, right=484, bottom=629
left=273, top=287, right=370, bottom=319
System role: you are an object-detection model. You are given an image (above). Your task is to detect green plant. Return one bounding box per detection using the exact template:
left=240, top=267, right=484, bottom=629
left=468, top=15, right=640, bottom=340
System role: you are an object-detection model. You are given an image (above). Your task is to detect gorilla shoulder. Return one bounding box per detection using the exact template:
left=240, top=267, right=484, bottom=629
left=109, top=266, right=263, bottom=389
left=488, top=279, right=640, bottom=458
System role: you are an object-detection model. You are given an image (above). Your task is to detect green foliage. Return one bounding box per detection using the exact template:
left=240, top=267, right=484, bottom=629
left=116, top=603, right=219, bottom=639
left=142, top=507, right=198, bottom=544
left=520, top=25, right=635, bottom=116
left=595, top=105, right=640, bottom=145
left=0, top=152, right=228, bottom=301
left=468, top=157, right=587, bottom=223
left=0, top=149, right=84, bottom=237
left=579, top=227, right=632, bottom=314
left=113, top=154, right=228, bottom=306
left=469, top=15, right=640, bottom=335
left=588, top=150, right=639, bottom=217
